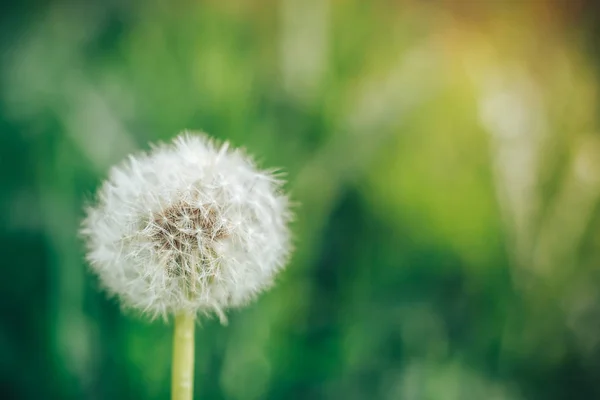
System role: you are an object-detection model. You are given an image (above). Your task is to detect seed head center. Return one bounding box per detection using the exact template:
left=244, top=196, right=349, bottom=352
left=150, top=203, right=228, bottom=262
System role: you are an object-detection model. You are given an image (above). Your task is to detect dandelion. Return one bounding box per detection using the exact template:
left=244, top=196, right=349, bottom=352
left=81, top=132, right=292, bottom=400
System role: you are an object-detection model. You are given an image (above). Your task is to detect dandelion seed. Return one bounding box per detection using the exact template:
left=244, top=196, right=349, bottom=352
left=82, top=131, right=292, bottom=319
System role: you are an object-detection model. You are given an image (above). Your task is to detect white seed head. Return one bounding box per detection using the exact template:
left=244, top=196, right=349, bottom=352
left=81, top=132, right=292, bottom=320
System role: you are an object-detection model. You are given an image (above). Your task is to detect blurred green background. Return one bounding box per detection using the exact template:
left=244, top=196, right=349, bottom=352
left=3, top=1, right=600, bottom=399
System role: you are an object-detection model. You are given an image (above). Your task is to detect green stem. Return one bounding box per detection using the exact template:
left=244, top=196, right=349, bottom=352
left=172, top=313, right=195, bottom=400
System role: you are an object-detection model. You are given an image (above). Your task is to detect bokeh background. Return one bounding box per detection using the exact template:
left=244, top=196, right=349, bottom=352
left=3, top=1, right=600, bottom=399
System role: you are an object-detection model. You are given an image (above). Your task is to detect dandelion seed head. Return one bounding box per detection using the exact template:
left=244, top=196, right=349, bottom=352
left=81, top=132, right=292, bottom=320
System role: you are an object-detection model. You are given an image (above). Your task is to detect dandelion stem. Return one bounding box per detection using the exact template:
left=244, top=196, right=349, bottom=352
left=172, top=313, right=195, bottom=400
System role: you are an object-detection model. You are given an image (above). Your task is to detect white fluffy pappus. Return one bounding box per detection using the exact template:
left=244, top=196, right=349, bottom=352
left=81, top=132, right=292, bottom=321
